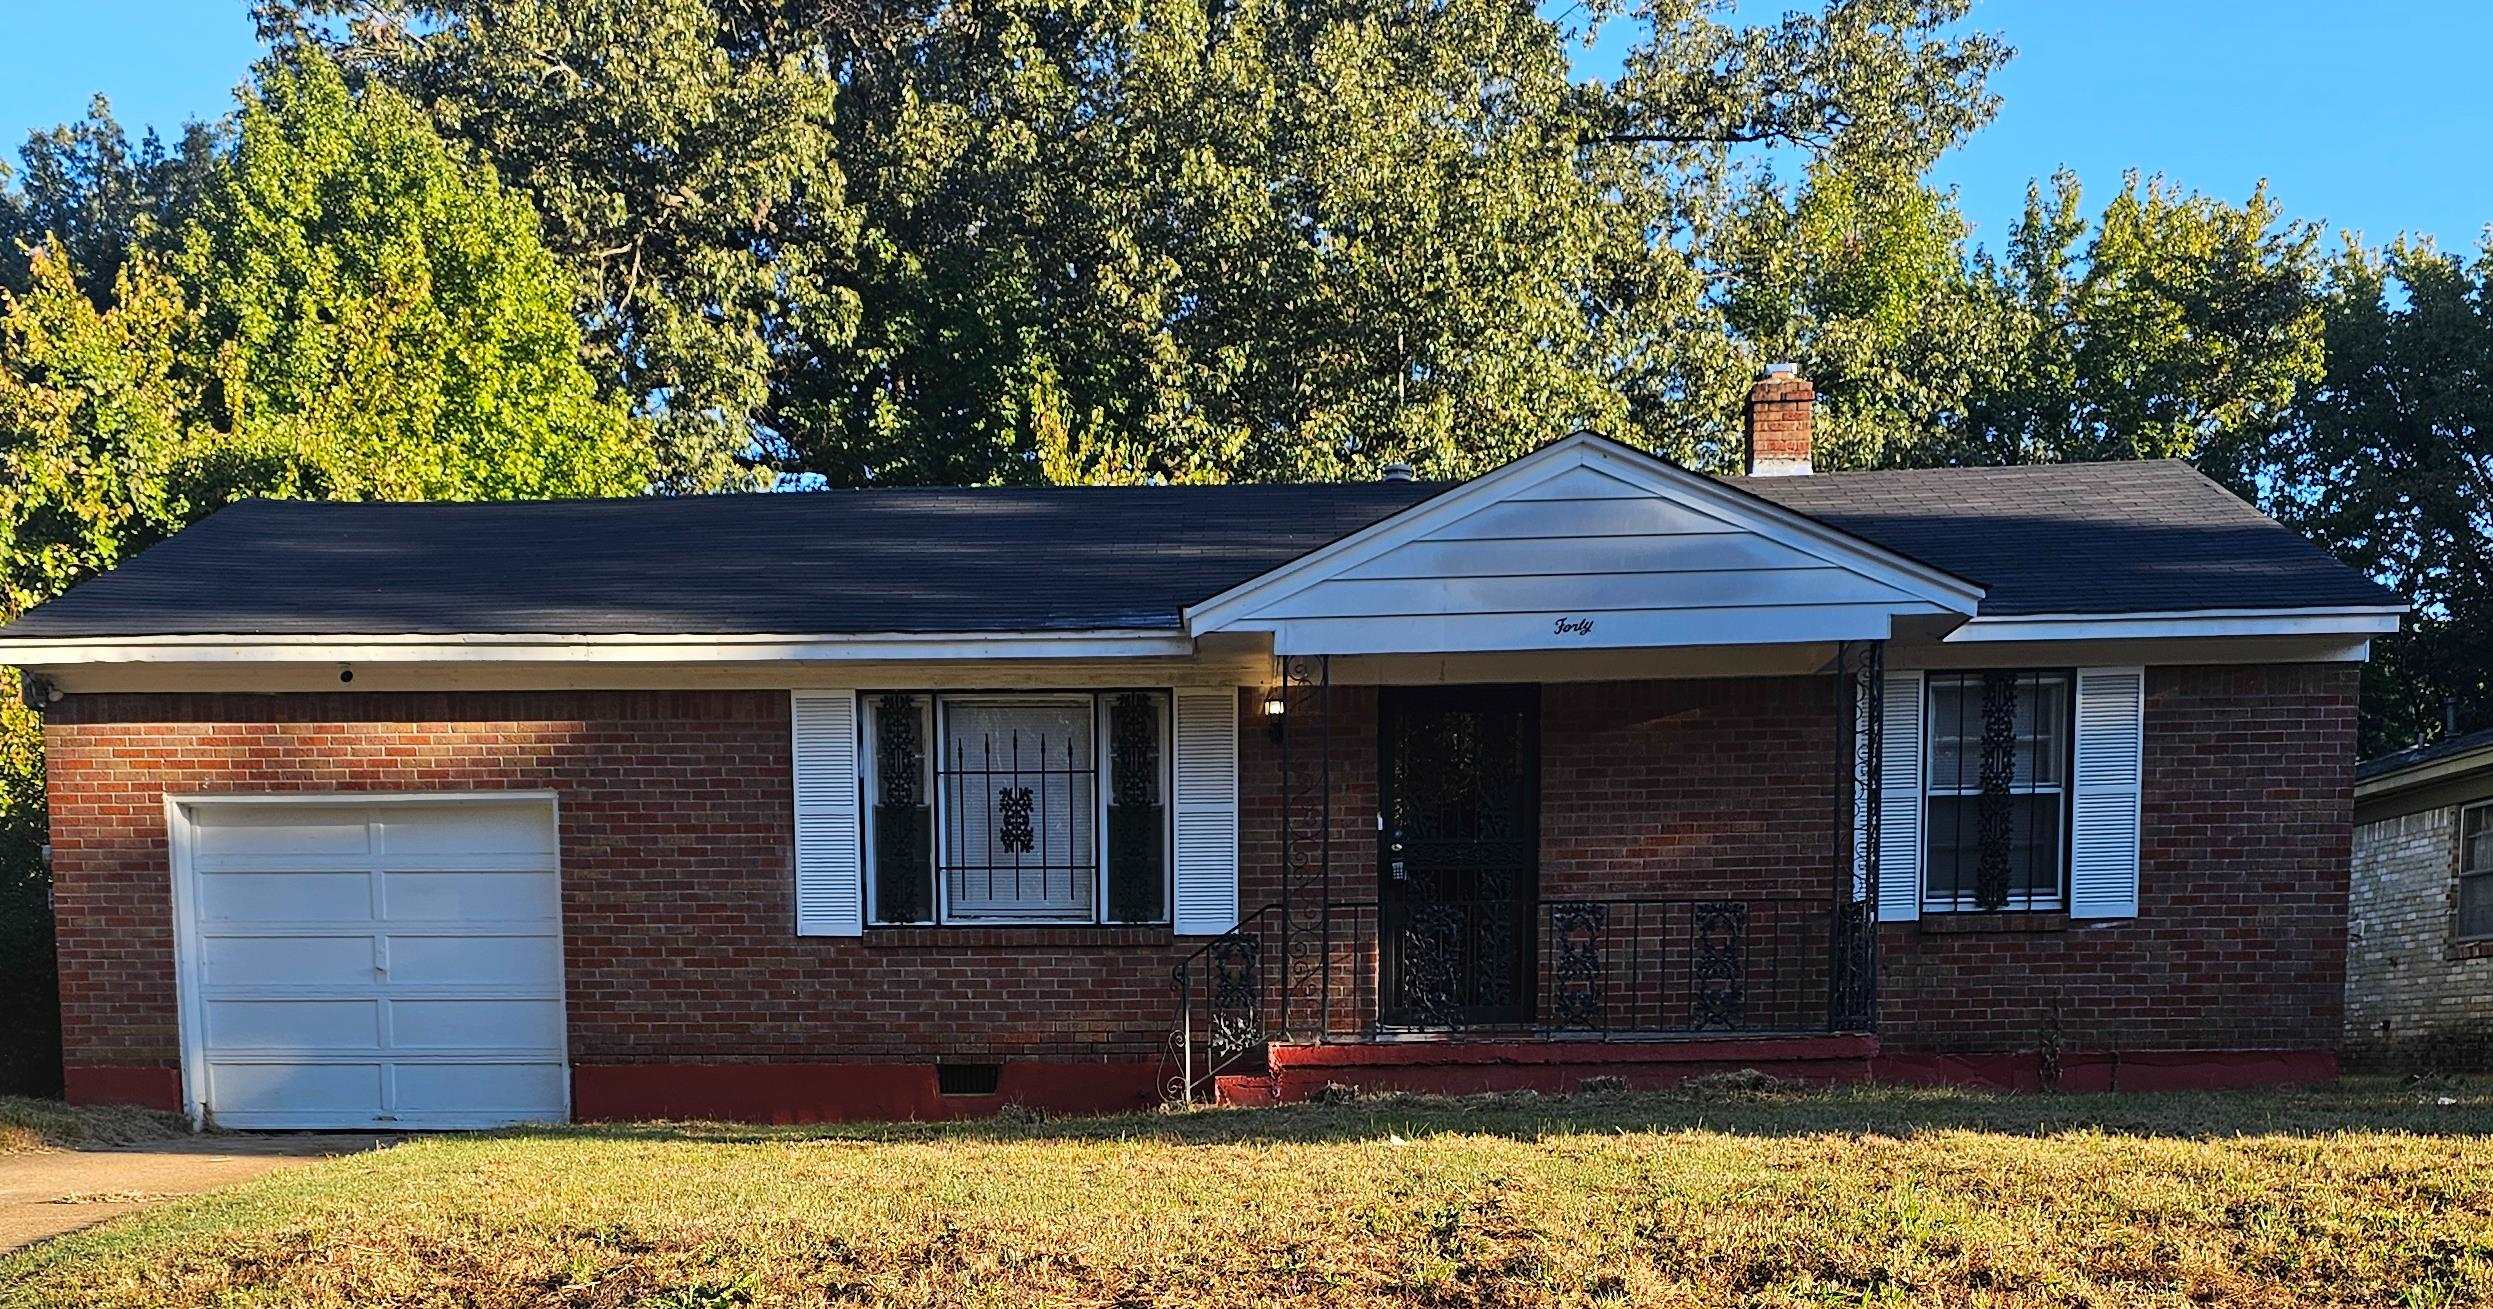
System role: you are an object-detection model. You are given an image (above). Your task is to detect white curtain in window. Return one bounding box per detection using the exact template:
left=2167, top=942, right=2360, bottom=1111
left=939, top=698, right=1097, bottom=918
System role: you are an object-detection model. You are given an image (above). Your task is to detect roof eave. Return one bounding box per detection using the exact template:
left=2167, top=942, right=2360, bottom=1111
left=0, top=629, right=1198, bottom=667
left=2356, top=744, right=2493, bottom=801
left=1943, top=606, right=2406, bottom=644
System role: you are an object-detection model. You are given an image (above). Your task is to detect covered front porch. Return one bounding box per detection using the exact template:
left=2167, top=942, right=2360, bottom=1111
left=1171, top=645, right=1894, bottom=1103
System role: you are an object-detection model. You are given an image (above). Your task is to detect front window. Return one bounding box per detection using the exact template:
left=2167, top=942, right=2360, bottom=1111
left=863, top=691, right=1169, bottom=925
left=1924, top=671, right=2071, bottom=912
left=2462, top=802, right=2493, bottom=941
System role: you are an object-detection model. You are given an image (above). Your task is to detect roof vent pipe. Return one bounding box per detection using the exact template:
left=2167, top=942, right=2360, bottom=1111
left=1379, top=461, right=1416, bottom=482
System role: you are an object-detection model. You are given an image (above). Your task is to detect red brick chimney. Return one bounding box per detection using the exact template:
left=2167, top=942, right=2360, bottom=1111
left=1744, top=362, right=1814, bottom=477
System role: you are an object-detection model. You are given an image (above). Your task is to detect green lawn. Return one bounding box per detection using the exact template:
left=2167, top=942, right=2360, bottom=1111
left=6, top=1080, right=2492, bottom=1307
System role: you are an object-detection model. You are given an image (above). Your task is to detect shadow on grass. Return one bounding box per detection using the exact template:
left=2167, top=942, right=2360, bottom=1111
left=487, top=1078, right=2493, bottom=1152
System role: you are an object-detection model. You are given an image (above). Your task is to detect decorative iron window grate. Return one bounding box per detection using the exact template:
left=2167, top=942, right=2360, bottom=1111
left=865, top=690, right=1170, bottom=926
left=870, top=694, right=935, bottom=924
left=1924, top=670, right=2072, bottom=911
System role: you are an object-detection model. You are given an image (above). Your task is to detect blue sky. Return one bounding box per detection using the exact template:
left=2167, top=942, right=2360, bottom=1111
left=5, top=1, right=2490, bottom=255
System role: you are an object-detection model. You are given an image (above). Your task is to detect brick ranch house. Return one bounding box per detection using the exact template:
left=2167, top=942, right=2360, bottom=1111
left=1, top=369, right=2404, bottom=1128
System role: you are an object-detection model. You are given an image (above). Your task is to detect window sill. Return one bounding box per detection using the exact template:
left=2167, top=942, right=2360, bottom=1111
left=1917, top=911, right=2070, bottom=935
left=2450, top=937, right=2493, bottom=962
left=862, top=925, right=1175, bottom=949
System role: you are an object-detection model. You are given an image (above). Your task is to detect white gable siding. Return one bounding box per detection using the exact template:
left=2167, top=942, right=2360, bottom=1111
left=1192, top=450, right=1978, bottom=656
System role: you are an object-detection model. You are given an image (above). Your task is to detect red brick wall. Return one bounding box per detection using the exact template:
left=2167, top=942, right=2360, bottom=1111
left=46, top=663, right=2357, bottom=1107
left=1879, top=663, right=2359, bottom=1052
left=46, top=691, right=1191, bottom=1099
left=1239, top=679, right=1836, bottom=906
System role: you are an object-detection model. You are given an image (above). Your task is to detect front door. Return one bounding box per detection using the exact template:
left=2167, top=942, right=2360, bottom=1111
left=1378, top=685, right=1540, bottom=1028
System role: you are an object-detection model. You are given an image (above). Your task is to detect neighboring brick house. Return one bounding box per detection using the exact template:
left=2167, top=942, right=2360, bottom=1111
left=2346, top=727, right=2493, bottom=1070
left=2, top=369, right=2402, bottom=1127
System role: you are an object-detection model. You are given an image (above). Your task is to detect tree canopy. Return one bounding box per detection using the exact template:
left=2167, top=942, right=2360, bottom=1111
left=0, top=50, right=654, bottom=620
left=258, top=0, right=2009, bottom=483
left=0, top=1, right=2482, bottom=751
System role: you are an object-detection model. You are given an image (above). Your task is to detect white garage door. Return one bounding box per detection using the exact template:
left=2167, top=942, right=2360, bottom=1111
left=177, top=797, right=568, bottom=1129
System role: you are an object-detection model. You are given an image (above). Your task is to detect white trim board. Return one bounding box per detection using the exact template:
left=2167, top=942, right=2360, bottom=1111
left=1944, top=608, right=2403, bottom=644
left=2356, top=745, right=2493, bottom=802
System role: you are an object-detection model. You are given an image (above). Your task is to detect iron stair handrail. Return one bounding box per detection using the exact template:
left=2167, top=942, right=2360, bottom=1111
left=1167, top=901, right=1282, bottom=1105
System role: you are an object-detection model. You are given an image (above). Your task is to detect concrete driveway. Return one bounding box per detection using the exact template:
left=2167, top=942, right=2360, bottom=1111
left=0, top=1134, right=392, bottom=1253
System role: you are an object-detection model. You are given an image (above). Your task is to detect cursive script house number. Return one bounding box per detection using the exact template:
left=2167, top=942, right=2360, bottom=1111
left=1552, top=616, right=1595, bottom=637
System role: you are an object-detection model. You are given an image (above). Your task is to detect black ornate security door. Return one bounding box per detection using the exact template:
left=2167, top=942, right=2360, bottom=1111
left=1378, top=686, right=1540, bottom=1028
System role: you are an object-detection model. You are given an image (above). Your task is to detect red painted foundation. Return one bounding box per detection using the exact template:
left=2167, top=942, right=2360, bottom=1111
left=64, top=1065, right=183, bottom=1112
left=571, top=1059, right=1164, bottom=1123
left=66, top=1047, right=2341, bottom=1123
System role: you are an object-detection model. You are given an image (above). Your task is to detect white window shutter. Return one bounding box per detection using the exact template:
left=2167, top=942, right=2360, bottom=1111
left=791, top=690, right=863, bottom=937
left=2071, top=667, right=2146, bottom=919
left=1876, top=671, right=1924, bottom=922
left=1172, top=687, right=1240, bottom=935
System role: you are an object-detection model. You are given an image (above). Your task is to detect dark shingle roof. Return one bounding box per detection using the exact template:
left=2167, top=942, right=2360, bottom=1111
left=0, top=456, right=2396, bottom=639
left=0, top=484, right=1448, bottom=637
left=2358, top=725, right=2493, bottom=785
left=1731, top=460, right=2397, bottom=617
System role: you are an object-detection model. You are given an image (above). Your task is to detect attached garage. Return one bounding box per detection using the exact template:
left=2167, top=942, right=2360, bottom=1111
left=171, top=795, right=569, bottom=1129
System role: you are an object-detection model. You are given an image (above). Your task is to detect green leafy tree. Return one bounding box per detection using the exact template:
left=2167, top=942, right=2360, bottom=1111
left=1712, top=161, right=2004, bottom=470
left=0, top=242, right=194, bottom=1093
left=258, top=0, right=852, bottom=490
left=0, top=99, right=220, bottom=303
left=0, top=49, right=663, bottom=1088
left=168, top=52, right=654, bottom=502
left=2258, top=240, right=2493, bottom=754
left=0, top=245, right=194, bottom=618
left=1955, top=171, right=2327, bottom=481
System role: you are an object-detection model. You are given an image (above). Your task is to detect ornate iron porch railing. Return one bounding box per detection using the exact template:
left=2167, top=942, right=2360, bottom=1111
left=1172, top=894, right=1847, bottom=1093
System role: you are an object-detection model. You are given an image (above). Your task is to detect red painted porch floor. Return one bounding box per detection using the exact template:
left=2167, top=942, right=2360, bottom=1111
left=1215, top=1033, right=1879, bottom=1104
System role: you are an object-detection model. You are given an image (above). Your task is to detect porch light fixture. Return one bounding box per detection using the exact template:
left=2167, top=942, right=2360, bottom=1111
left=1262, top=690, right=1288, bottom=742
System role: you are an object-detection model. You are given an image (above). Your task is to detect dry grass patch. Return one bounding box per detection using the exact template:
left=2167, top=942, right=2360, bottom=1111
left=5, top=1080, right=2492, bottom=1306
left=0, top=1098, right=189, bottom=1156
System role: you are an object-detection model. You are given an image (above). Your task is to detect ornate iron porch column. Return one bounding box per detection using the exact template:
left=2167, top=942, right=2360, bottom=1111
left=1276, top=654, right=1333, bottom=1041
left=1829, top=639, right=1884, bottom=1032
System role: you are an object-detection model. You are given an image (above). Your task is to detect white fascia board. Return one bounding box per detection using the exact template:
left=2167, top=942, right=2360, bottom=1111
left=1944, top=607, right=2406, bottom=644
left=0, top=629, right=1195, bottom=666
left=1183, top=433, right=1986, bottom=634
